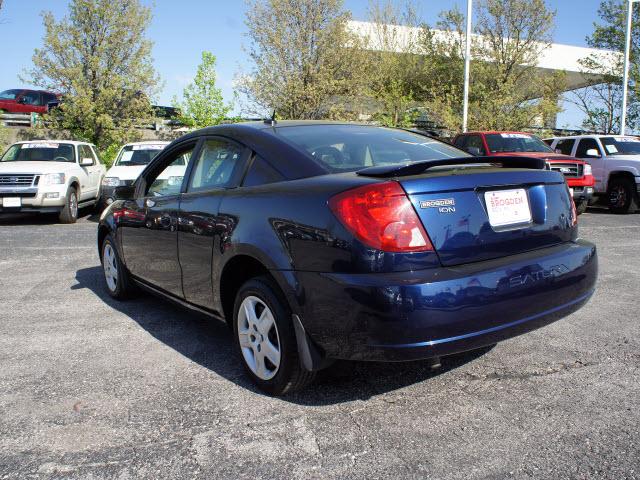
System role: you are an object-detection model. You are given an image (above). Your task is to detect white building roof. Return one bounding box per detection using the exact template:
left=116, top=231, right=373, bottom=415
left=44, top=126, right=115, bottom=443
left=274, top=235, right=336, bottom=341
left=348, top=20, right=621, bottom=91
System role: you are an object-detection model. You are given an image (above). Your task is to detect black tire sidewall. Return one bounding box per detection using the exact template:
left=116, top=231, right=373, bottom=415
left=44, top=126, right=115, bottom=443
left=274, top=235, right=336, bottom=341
left=232, top=277, right=298, bottom=395
left=608, top=178, right=637, bottom=214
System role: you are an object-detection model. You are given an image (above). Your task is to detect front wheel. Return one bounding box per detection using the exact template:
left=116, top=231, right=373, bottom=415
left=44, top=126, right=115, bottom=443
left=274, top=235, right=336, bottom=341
left=575, top=200, right=588, bottom=215
left=58, top=186, right=78, bottom=223
left=101, top=234, right=134, bottom=299
left=233, top=276, right=315, bottom=395
left=608, top=177, right=639, bottom=214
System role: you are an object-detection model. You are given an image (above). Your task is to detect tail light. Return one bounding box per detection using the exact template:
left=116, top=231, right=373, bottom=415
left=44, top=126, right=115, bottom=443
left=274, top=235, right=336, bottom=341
left=569, top=187, right=578, bottom=226
left=329, top=181, right=433, bottom=252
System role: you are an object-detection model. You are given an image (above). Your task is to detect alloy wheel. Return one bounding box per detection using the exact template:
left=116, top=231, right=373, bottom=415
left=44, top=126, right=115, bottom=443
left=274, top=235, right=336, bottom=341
left=103, top=243, right=118, bottom=292
left=237, top=295, right=281, bottom=380
left=70, top=192, right=78, bottom=219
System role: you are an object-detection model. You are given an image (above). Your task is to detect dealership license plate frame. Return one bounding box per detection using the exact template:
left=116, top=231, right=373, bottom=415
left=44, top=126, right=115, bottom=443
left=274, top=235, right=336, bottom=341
left=2, top=197, right=21, bottom=208
left=484, top=188, right=532, bottom=228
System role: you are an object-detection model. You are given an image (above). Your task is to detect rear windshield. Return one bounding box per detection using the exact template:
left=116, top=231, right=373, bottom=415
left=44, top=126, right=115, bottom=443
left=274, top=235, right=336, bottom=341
left=1, top=142, right=75, bottom=162
left=485, top=133, right=552, bottom=153
left=600, top=137, right=640, bottom=155
left=275, top=125, right=467, bottom=172
left=115, top=144, right=166, bottom=166
left=0, top=89, right=22, bottom=100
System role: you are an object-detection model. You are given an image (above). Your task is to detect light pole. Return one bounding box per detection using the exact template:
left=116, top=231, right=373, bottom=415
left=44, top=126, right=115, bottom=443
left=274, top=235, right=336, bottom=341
left=621, top=0, right=637, bottom=135
left=462, top=0, right=472, bottom=133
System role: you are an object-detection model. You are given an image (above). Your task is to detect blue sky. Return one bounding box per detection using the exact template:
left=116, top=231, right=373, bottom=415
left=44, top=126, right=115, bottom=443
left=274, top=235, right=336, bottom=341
left=0, top=0, right=609, bottom=128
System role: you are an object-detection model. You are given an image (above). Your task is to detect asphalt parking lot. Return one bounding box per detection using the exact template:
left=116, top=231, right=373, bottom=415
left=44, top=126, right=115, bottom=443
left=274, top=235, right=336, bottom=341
left=0, top=208, right=638, bottom=479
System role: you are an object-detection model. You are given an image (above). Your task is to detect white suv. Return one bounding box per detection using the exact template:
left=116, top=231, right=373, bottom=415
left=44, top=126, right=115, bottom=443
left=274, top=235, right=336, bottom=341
left=0, top=140, right=106, bottom=223
left=545, top=135, right=640, bottom=214
left=101, top=141, right=169, bottom=207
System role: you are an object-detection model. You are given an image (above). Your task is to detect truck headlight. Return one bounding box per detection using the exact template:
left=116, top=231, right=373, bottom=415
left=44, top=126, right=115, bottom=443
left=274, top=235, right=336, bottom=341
left=102, top=177, right=122, bottom=187
left=584, top=164, right=592, bottom=176
left=41, top=173, right=66, bottom=185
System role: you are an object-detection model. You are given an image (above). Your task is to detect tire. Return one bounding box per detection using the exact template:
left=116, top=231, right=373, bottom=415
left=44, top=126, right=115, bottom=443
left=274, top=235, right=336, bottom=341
left=58, top=186, right=79, bottom=223
left=100, top=234, right=134, bottom=299
left=575, top=200, right=588, bottom=215
left=233, top=276, right=315, bottom=395
left=608, top=177, right=639, bottom=214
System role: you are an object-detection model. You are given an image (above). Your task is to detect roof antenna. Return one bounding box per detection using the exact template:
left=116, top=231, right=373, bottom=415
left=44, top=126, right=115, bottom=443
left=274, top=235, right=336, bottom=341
left=264, top=109, right=277, bottom=126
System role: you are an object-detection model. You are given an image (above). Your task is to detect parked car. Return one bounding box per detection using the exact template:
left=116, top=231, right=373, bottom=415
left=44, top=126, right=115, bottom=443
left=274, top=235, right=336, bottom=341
left=0, top=89, right=60, bottom=114
left=101, top=141, right=170, bottom=207
left=98, top=122, right=597, bottom=395
left=0, top=140, right=106, bottom=223
left=544, top=135, right=640, bottom=214
left=453, top=131, right=595, bottom=214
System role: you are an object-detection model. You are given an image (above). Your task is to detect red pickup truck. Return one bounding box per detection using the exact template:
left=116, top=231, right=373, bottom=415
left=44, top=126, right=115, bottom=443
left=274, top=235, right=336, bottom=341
left=0, top=89, right=60, bottom=115
left=452, top=131, right=595, bottom=214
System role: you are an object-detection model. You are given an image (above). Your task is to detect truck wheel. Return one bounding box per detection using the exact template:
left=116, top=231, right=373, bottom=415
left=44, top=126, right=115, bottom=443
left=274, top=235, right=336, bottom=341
left=608, top=177, right=639, bottom=214
left=101, top=234, right=134, bottom=299
left=575, top=200, right=588, bottom=215
left=233, top=276, right=315, bottom=395
left=58, top=186, right=79, bottom=223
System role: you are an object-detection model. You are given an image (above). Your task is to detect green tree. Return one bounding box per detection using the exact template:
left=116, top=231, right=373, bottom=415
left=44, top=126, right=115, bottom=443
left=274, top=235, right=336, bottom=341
left=571, top=0, right=640, bottom=133
left=240, top=0, right=366, bottom=119
left=416, top=0, right=564, bottom=132
left=26, top=0, right=159, bottom=152
left=174, top=51, right=232, bottom=128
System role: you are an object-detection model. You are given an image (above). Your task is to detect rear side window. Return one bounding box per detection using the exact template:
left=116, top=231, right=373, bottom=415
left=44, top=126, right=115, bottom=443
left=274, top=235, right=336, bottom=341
left=453, top=136, right=468, bottom=148
left=465, top=135, right=486, bottom=155
left=277, top=125, right=467, bottom=173
left=575, top=138, right=601, bottom=158
left=554, top=139, right=575, bottom=155
left=243, top=155, right=284, bottom=187
left=188, top=138, right=244, bottom=192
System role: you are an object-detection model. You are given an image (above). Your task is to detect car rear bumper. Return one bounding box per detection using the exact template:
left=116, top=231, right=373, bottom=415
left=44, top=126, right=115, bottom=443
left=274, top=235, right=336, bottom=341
left=295, top=240, right=597, bottom=362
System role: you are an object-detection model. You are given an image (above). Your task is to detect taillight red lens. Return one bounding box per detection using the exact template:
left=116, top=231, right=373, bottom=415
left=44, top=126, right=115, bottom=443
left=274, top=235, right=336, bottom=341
left=329, top=181, right=434, bottom=252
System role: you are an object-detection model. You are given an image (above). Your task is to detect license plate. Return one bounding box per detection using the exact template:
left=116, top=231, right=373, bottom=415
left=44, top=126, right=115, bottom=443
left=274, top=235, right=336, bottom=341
left=484, top=189, right=531, bottom=227
left=2, top=197, right=21, bottom=208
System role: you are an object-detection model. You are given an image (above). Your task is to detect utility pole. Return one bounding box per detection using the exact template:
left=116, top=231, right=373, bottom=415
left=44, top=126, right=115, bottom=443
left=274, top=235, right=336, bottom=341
left=462, top=0, right=473, bottom=132
left=621, top=0, right=636, bottom=135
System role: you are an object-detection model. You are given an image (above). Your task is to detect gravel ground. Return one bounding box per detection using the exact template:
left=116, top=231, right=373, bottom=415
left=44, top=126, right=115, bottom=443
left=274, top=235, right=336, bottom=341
left=0, top=208, right=638, bottom=479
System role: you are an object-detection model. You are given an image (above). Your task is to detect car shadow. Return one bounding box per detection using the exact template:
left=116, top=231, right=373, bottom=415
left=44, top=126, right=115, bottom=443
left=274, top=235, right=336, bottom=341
left=74, top=266, right=494, bottom=405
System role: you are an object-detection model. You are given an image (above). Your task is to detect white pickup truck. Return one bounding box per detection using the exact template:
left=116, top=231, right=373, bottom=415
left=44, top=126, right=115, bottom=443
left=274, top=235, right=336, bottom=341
left=0, top=140, right=106, bottom=223
left=545, top=135, right=640, bottom=214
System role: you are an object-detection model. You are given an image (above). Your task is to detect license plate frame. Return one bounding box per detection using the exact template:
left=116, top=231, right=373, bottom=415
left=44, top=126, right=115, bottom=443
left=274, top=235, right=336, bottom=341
left=484, top=188, right=532, bottom=228
left=2, top=197, right=21, bottom=208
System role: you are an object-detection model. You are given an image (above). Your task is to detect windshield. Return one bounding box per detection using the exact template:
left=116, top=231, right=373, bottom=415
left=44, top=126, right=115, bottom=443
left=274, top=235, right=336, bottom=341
left=0, top=89, right=22, bottom=100
left=600, top=137, right=640, bottom=155
left=1, top=142, right=75, bottom=162
left=485, top=133, right=553, bottom=153
left=276, top=125, right=468, bottom=172
left=115, top=144, right=166, bottom=166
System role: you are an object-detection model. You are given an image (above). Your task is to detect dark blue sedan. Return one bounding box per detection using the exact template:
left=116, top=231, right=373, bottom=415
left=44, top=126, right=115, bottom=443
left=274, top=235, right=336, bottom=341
left=98, top=121, right=597, bottom=395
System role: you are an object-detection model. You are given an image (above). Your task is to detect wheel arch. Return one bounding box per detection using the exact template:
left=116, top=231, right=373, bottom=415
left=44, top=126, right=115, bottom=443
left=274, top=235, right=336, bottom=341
left=607, top=170, right=637, bottom=190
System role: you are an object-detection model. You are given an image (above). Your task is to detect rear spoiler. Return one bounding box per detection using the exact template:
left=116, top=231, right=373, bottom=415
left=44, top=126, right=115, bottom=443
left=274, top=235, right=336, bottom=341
left=356, top=155, right=548, bottom=178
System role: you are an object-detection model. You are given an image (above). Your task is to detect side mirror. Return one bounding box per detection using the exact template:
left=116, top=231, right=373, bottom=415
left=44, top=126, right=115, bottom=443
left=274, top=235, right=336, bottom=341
left=114, top=185, right=135, bottom=200
left=466, top=146, right=482, bottom=156
left=585, top=149, right=600, bottom=158
left=80, top=157, right=93, bottom=166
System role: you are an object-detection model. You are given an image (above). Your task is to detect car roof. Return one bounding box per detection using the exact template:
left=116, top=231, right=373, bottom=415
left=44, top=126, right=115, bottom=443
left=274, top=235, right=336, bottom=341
left=14, top=140, right=94, bottom=146
left=123, top=141, right=170, bottom=147
left=458, top=131, right=535, bottom=136
left=547, top=134, right=634, bottom=140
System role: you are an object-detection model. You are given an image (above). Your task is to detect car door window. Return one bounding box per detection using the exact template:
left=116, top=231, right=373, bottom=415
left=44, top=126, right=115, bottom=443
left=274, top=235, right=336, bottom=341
left=465, top=135, right=485, bottom=155
left=188, top=138, right=244, bottom=192
left=554, top=139, right=575, bottom=155
left=146, top=146, right=194, bottom=197
left=78, top=145, right=95, bottom=165
left=20, top=91, right=41, bottom=105
left=575, top=138, right=600, bottom=158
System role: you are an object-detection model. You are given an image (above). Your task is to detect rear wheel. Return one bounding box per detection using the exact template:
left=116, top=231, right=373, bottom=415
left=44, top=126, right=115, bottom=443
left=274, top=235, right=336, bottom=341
left=101, top=235, right=134, bottom=299
left=575, top=200, right=588, bottom=215
left=58, top=186, right=78, bottom=223
left=608, top=177, right=638, bottom=214
left=233, top=276, right=315, bottom=395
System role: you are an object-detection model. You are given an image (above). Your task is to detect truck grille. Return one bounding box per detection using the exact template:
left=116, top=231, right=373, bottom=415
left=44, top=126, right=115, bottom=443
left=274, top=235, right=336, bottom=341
left=0, top=174, right=38, bottom=186
left=549, top=163, right=583, bottom=178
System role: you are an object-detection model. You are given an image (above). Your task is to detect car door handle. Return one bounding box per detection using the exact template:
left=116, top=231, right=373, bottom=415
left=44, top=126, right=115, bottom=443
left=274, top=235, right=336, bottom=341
left=146, top=199, right=156, bottom=208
